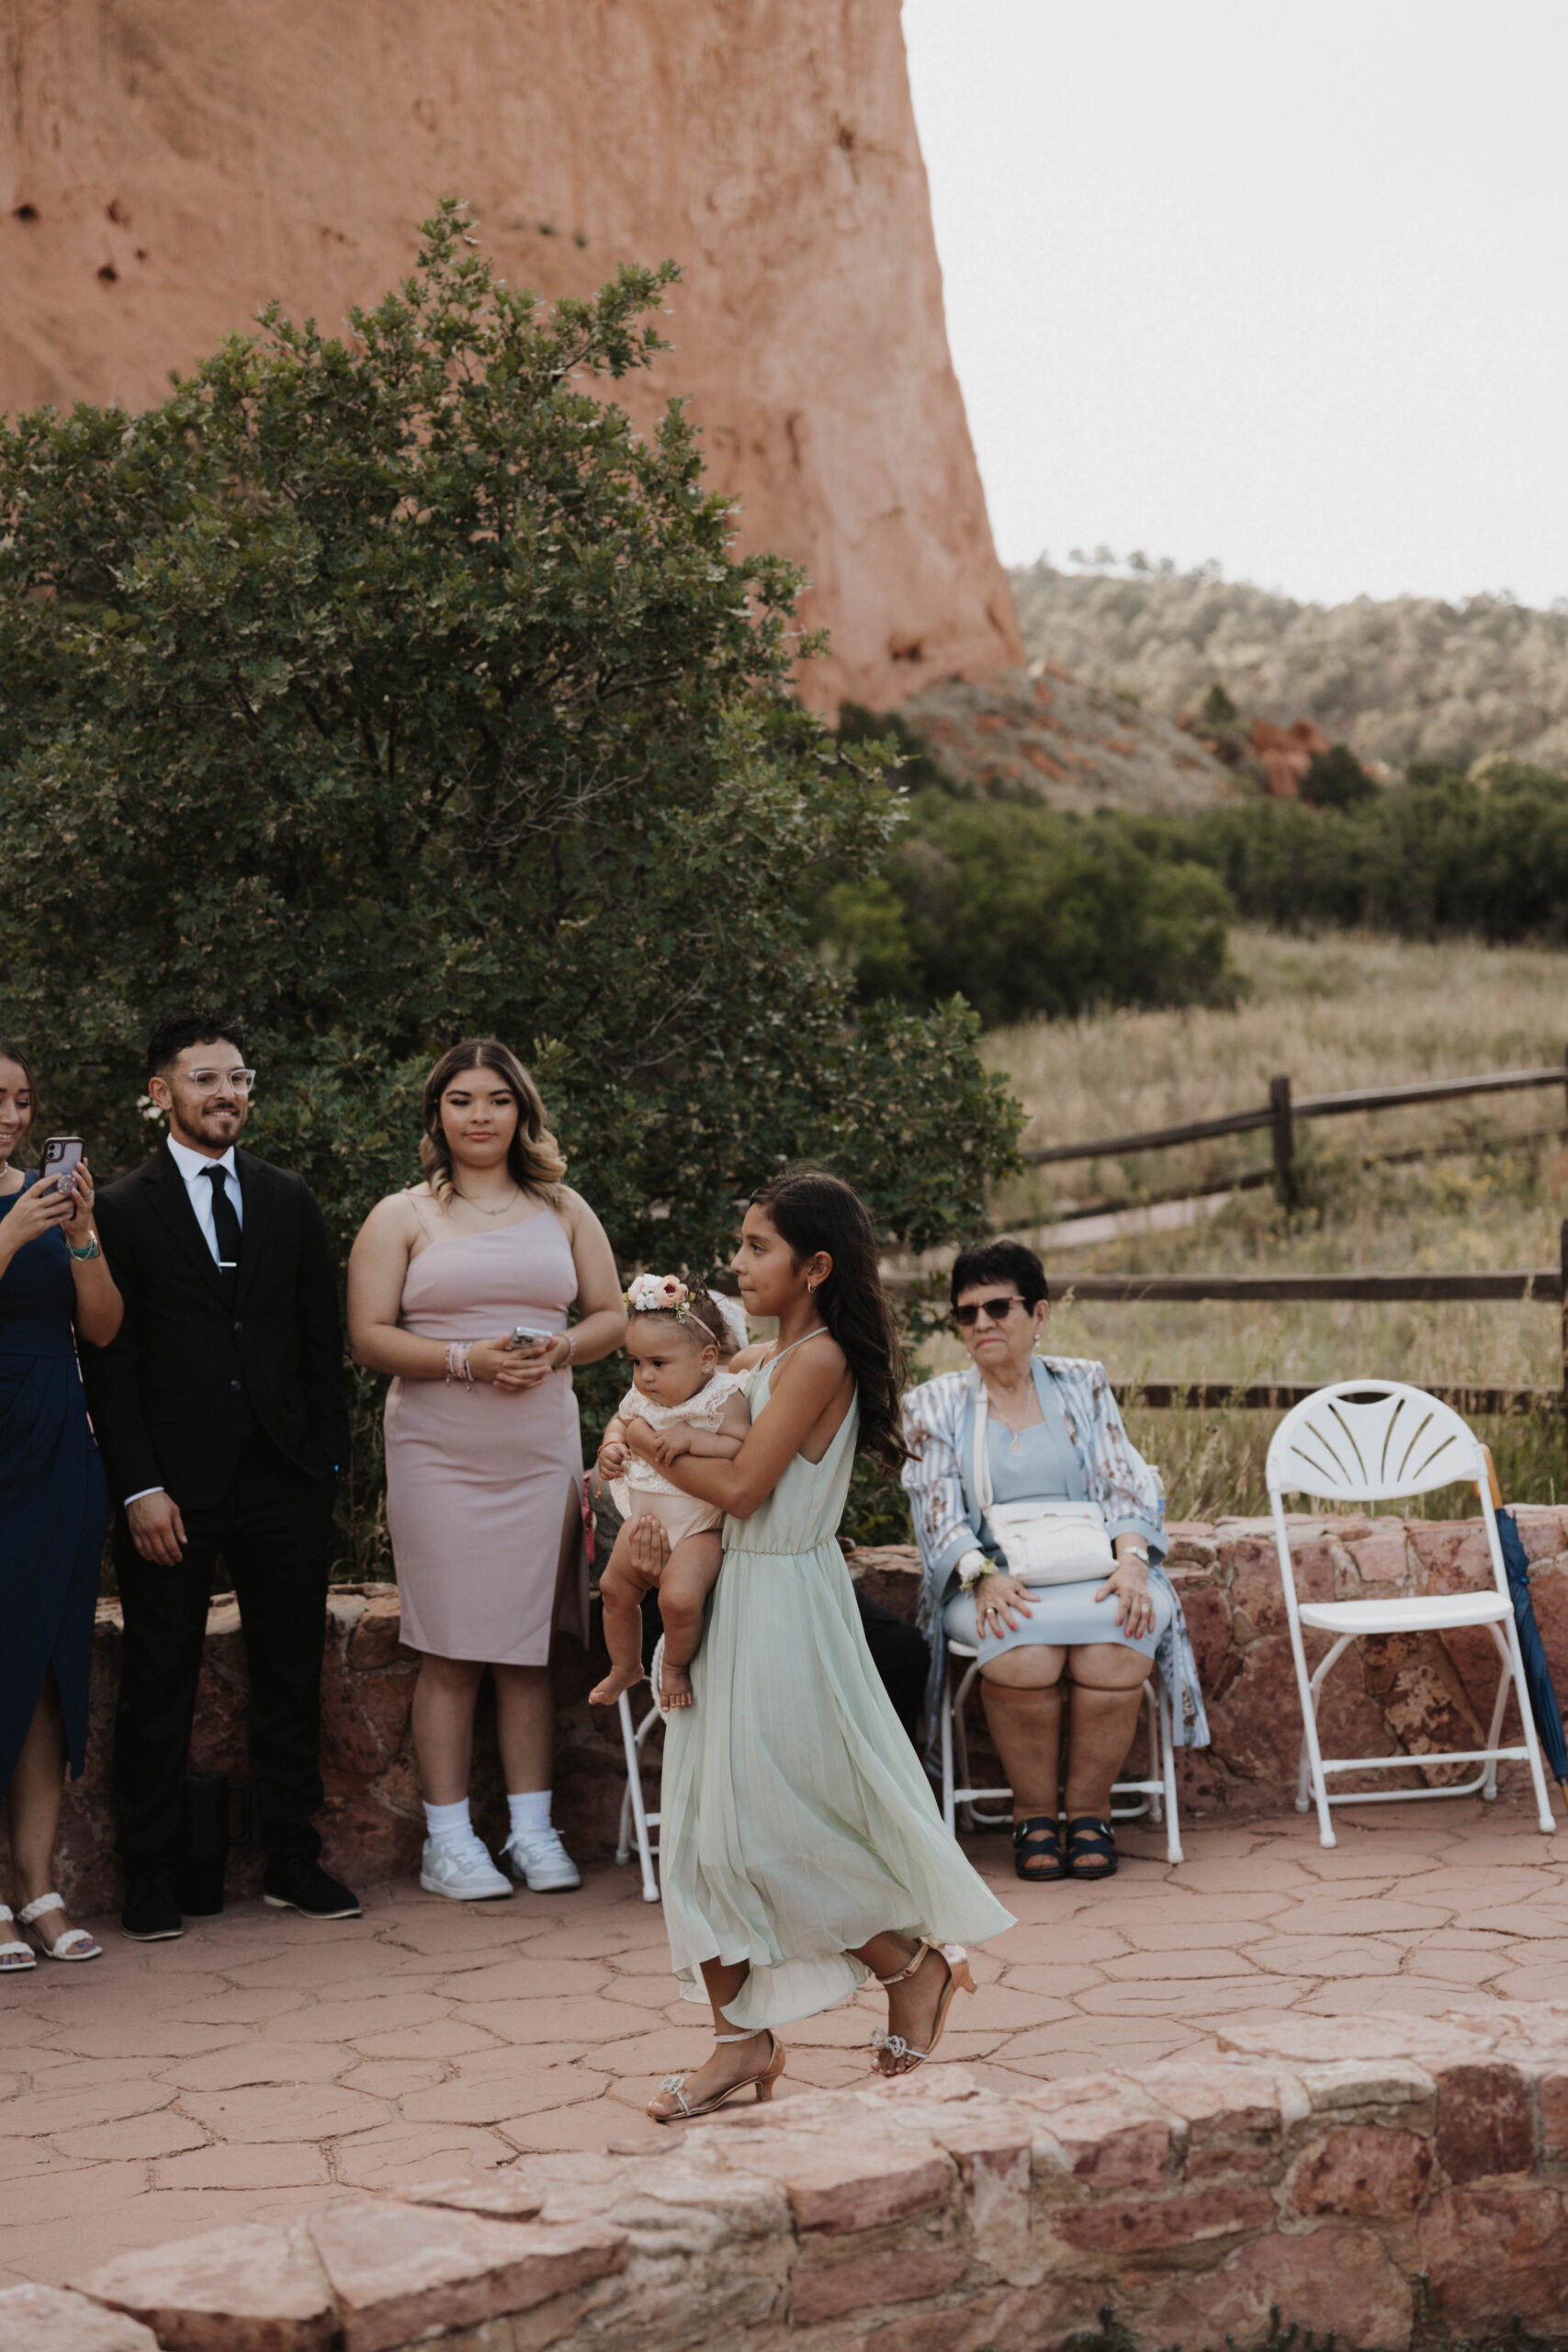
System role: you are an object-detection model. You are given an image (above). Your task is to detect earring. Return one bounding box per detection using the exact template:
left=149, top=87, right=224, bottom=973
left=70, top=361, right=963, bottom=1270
left=807, top=1279, right=817, bottom=1295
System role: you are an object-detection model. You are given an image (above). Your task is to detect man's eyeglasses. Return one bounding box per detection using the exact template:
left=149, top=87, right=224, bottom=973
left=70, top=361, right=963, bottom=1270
left=185, top=1069, right=257, bottom=1095
left=954, top=1294, right=1025, bottom=1329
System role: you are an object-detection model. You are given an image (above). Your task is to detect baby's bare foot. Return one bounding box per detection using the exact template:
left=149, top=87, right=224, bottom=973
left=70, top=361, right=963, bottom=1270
left=660, top=1660, right=694, bottom=1710
left=589, top=1662, right=646, bottom=1708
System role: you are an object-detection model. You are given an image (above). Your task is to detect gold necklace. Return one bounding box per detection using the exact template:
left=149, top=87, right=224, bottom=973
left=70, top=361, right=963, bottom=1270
left=453, top=1185, right=523, bottom=1219
left=986, top=1376, right=1037, bottom=1453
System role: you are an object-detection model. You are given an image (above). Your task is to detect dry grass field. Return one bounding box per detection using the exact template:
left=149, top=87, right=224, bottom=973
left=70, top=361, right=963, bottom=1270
left=930, top=930, right=1568, bottom=1520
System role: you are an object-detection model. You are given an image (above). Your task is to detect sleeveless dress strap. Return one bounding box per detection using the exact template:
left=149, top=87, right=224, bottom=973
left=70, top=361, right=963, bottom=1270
left=766, top=1326, right=831, bottom=1368
left=408, top=1191, right=436, bottom=1239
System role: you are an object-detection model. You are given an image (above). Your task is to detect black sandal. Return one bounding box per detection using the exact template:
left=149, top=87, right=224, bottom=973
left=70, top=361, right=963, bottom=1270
left=1066, top=1816, right=1118, bottom=1879
left=1011, top=1815, right=1066, bottom=1881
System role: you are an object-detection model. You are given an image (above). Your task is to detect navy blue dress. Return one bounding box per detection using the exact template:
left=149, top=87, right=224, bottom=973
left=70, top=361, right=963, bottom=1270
left=0, top=1174, right=107, bottom=1797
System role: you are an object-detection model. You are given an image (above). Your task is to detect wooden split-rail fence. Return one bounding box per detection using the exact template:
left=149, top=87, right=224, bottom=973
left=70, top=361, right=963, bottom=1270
left=888, top=1053, right=1568, bottom=1419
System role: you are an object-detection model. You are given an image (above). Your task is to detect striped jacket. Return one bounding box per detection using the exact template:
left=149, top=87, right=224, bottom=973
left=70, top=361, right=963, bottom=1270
left=900, top=1356, right=1211, bottom=1755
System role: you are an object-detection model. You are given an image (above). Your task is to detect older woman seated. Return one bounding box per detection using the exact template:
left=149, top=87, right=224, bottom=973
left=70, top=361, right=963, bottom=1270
left=902, top=1240, right=1208, bottom=1881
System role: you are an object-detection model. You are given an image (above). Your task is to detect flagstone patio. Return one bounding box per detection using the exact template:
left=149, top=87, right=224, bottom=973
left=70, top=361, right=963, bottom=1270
left=2, top=1794, right=1565, bottom=2297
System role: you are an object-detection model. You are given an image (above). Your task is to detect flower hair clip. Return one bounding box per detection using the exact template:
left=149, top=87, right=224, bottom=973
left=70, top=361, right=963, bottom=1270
left=625, top=1272, right=692, bottom=1319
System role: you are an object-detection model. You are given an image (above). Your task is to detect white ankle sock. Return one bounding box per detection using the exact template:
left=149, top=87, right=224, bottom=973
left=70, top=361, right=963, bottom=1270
left=507, top=1791, right=551, bottom=1840
left=424, top=1798, right=474, bottom=1850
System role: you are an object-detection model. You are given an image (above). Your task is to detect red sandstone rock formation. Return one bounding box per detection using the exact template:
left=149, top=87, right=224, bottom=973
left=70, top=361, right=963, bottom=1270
left=0, top=0, right=1021, bottom=713
left=1251, top=716, right=1333, bottom=799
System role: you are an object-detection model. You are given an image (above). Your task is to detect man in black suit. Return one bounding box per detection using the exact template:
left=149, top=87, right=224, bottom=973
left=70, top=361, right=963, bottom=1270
left=86, top=1012, right=357, bottom=1939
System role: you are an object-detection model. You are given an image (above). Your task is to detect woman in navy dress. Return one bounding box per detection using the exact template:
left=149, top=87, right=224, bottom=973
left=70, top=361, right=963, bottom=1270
left=0, top=1041, right=122, bottom=1968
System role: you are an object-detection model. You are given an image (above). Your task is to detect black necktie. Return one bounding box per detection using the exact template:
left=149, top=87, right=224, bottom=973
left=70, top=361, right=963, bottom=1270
left=204, top=1164, right=242, bottom=1306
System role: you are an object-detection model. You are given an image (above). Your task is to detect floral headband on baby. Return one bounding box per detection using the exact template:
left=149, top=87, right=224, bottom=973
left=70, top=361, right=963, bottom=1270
left=625, top=1272, right=696, bottom=1319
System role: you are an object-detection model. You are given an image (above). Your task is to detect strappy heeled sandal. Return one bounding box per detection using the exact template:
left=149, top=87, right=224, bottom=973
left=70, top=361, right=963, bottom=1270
left=870, top=1940, right=976, bottom=2076
left=18, top=1894, right=101, bottom=1962
left=1066, top=1816, right=1118, bottom=1880
left=1012, top=1815, right=1066, bottom=1881
left=0, top=1906, right=37, bottom=1973
left=648, top=2029, right=786, bottom=2123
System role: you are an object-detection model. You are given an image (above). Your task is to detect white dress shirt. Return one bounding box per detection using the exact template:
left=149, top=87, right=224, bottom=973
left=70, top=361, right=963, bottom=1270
left=166, top=1136, right=243, bottom=1265
left=124, top=1139, right=245, bottom=1506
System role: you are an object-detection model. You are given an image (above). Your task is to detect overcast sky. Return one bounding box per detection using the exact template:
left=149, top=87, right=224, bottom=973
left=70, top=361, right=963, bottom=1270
left=902, top=0, right=1568, bottom=609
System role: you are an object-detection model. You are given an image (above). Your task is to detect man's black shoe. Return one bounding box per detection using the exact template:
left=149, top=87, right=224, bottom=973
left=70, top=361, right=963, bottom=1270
left=121, top=1874, right=183, bottom=1941
left=262, top=1860, right=361, bottom=1920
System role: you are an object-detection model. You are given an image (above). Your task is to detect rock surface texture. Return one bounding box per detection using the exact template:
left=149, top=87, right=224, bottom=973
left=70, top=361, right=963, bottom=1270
left=0, top=0, right=1020, bottom=713
left=899, top=665, right=1242, bottom=812
left=4, top=1806, right=1568, bottom=2300
left=16, top=2024, right=1568, bottom=2350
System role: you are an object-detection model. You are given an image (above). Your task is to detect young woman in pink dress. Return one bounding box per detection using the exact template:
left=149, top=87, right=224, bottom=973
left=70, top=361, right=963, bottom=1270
left=348, top=1041, right=626, bottom=1900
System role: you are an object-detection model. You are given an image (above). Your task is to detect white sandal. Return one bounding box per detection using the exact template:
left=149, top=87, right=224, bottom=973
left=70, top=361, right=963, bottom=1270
left=17, top=1894, right=101, bottom=1962
left=0, top=1906, right=37, bottom=1973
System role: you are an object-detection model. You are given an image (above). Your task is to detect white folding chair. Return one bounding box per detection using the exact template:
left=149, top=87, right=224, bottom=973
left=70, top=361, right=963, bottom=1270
left=939, top=1639, right=1184, bottom=1864
left=615, top=1688, right=662, bottom=1903
left=1267, top=1379, right=1556, bottom=1848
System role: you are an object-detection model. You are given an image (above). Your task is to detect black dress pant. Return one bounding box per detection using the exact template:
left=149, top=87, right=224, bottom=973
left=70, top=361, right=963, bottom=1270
left=113, top=1436, right=336, bottom=1874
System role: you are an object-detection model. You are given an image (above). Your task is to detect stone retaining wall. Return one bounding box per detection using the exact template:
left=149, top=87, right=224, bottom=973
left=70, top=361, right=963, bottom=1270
left=37, top=1588, right=631, bottom=1918
left=15, top=2011, right=1568, bottom=2351
left=26, top=1510, right=1568, bottom=1916
left=854, top=1510, right=1568, bottom=1820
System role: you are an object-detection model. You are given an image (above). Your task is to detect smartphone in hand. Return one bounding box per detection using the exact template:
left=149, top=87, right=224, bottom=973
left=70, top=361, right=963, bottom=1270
left=39, top=1136, right=85, bottom=1196
left=509, top=1324, right=554, bottom=1351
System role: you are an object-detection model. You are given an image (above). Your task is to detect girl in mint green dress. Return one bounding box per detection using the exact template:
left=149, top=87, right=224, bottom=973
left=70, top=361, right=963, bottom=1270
left=620, top=1171, right=1014, bottom=2125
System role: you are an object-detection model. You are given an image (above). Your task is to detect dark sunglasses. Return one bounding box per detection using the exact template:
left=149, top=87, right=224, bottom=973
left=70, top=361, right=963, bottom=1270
left=954, top=1294, right=1025, bottom=1329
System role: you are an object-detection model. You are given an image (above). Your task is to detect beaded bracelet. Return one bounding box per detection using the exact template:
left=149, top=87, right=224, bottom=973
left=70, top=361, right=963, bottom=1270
left=444, top=1341, right=473, bottom=1390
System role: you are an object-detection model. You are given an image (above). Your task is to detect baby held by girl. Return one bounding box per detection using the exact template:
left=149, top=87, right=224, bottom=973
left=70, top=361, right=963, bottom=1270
left=589, top=1275, right=749, bottom=1712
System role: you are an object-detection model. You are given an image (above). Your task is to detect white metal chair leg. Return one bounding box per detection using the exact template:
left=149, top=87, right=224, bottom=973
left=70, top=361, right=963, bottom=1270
left=940, top=1658, right=958, bottom=1834
left=1498, top=1613, right=1557, bottom=1833
left=1293, top=1625, right=1341, bottom=1848
left=616, top=1688, right=661, bottom=1904
left=1158, top=1677, right=1183, bottom=1863
left=1142, top=1684, right=1164, bottom=1826
left=952, top=1662, right=977, bottom=1834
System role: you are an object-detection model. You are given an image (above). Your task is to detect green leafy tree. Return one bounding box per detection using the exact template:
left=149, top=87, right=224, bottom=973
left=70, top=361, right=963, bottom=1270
left=1141, top=763, right=1568, bottom=940
left=1302, top=741, right=1376, bottom=809
left=816, top=791, right=1237, bottom=1026
left=0, top=200, right=1018, bottom=1556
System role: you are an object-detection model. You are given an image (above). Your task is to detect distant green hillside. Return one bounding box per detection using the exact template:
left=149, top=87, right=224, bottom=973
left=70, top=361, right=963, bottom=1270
left=1010, top=560, right=1568, bottom=775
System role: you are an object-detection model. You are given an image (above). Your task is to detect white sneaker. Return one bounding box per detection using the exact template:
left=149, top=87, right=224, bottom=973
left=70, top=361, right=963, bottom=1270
left=420, top=1835, right=513, bottom=1901
left=502, top=1826, right=581, bottom=1893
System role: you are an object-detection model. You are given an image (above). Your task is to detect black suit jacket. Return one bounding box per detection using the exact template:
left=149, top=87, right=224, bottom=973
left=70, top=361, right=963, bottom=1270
left=85, top=1144, right=351, bottom=1512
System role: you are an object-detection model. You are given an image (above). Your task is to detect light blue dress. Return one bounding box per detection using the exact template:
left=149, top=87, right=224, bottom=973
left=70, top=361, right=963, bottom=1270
left=942, top=1416, right=1173, bottom=1662
left=659, top=1342, right=1015, bottom=2030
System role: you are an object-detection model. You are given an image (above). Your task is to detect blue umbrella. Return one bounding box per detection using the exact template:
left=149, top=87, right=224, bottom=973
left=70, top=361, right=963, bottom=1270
left=1484, top=1453, right=1568, bottom=1804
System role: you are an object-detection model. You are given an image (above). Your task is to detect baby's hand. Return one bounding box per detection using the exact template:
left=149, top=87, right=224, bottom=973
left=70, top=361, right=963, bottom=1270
left=652, top=1427, right=693, bottom=1466
left=597, top=1439, right=629, bottom=1480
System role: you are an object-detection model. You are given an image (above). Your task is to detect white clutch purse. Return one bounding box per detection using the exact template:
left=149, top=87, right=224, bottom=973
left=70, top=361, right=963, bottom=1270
left=972, top=1384, right=1115, bottom=1588
left=984, top=1498, right=1115, bottom=1586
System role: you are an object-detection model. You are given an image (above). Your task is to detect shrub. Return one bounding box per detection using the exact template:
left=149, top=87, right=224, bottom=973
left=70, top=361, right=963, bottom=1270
left=1302, top=742, right=1377, bottom=808
left=0, top=202, right=1019, bottom=1556
left=1148, top=765, right=1568, bottom=940
left=817, top=789, right=1237, bottom=1026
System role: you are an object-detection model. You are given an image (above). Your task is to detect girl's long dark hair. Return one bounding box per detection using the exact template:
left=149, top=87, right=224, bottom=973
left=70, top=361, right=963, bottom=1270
left=750, top=1169, right=908, bottom=1473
